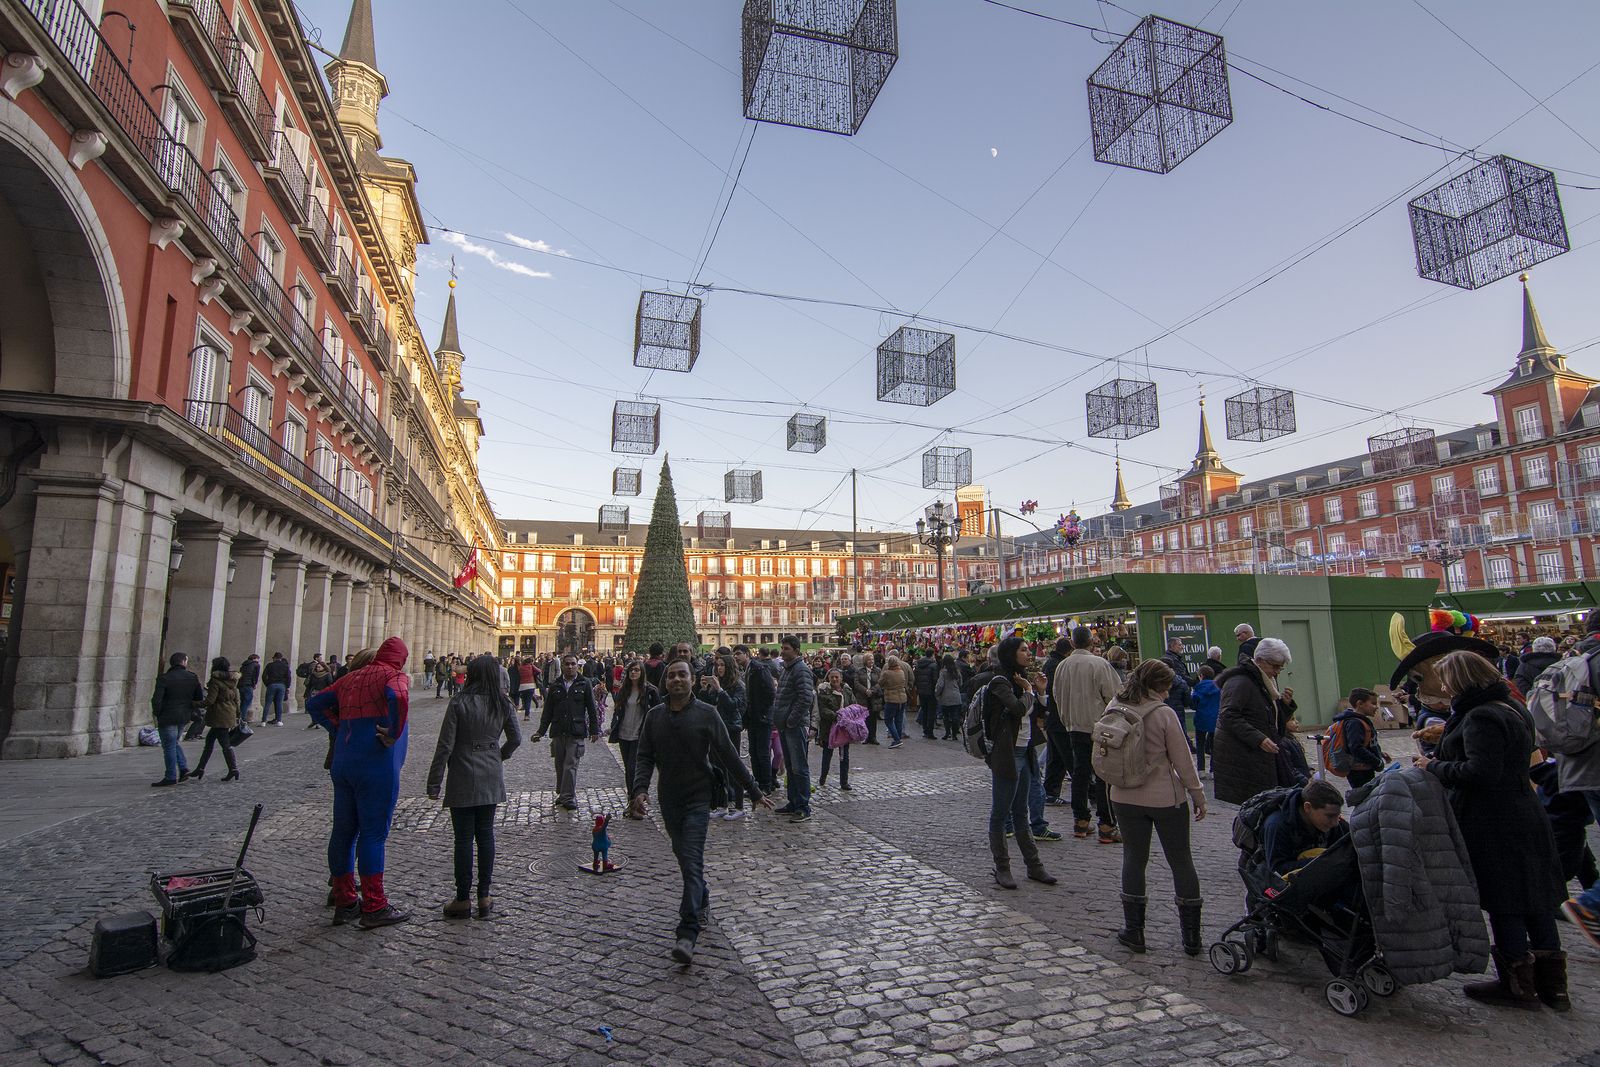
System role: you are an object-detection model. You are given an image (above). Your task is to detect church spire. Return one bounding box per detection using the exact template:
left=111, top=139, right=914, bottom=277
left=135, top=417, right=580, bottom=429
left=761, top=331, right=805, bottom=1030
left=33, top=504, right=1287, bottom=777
left=324, top=0, right=388, bottom=160
left=1111, top=458, right=1131, bottom=511
left=1520, top=272, right=1558, bottom=362
left=338, top=0, right=378, bottom=69
left=1196, top=395, right=1218, bottom=463
left=438, top=285, right=462, bottom=356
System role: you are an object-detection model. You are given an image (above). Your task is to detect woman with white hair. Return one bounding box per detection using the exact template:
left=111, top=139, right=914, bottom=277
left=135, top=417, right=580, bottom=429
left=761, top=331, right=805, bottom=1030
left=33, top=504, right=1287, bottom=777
left=1513, top=636, right=1561, bottom=697
left=1212, top=637, right=1294, bottom=804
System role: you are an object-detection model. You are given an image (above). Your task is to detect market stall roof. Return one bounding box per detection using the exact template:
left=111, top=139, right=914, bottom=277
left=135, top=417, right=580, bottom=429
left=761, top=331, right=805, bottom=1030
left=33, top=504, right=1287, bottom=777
left=1434, top=580, right=1600, bottom=620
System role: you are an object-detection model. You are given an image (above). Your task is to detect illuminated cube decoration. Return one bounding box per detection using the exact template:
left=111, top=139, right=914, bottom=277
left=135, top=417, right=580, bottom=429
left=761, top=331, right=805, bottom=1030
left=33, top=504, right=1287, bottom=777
left=1368, top=427, right=1436, bottom=475
left=633, top=291, right=702, bottom=372
left=1160, top=480, right=1204, bottom=517
left=1087, top=15, right=1232, bottom=174
left=612, top=466, right=642, bottom=497
left=1224, top=386, right=1296, bottom=442
left=698, top=510, right=732, bottom=540
left=1086, top=378, right=1159, bottom=440
left=787, top=411, right=827, bottom=453
left=922, top=446, right=972, bottom=490
left=742, top=0, right=898, bottom=136
left=611, top=400, right=661, bottom=455
left=598, top=505, right=630, bottom=533
left=1408, top=155, right=1569, bottom=289
left=877, top=325, right=955, bottom=407
left=725, top=469, right=764, bottom=503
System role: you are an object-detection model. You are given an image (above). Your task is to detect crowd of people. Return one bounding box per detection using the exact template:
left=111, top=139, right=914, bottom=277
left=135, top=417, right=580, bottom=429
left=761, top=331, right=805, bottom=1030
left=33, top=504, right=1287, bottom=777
left=145, top=611, right=1600, bottom=1002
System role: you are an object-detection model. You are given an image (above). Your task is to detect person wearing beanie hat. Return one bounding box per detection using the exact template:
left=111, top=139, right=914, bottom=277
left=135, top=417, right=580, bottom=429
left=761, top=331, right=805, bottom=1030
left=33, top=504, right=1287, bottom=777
left=1514, top=638, right=1563, bottom=697
left=192, top=655, right=241, bottom=782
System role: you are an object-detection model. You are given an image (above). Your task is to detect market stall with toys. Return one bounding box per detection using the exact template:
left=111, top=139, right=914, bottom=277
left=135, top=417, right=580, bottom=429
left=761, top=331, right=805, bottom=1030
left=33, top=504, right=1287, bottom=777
left=1433, top=580, right=1600, bottom=652
left=842, top=573, right=1437, bottom=727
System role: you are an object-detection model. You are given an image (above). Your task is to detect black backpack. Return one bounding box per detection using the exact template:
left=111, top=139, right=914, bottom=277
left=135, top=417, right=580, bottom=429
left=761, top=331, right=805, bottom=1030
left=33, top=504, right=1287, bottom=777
left=1232, top=786, right=1297, bottom=855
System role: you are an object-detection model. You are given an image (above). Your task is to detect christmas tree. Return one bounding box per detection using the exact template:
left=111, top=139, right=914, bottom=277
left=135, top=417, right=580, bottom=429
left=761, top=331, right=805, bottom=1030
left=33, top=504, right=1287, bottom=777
left=622, top=457, right=697, bottom=652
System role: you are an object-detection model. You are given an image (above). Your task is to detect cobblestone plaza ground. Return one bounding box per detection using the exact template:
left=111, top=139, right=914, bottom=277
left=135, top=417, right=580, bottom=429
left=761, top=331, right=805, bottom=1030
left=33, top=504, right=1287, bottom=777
left=2, top=693, right=1599, bottom=1066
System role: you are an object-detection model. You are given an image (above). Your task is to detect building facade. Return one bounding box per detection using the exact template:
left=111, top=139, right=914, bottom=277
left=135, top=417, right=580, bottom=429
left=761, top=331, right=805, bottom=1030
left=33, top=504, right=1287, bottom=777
left=496, top=519, right=1000, bottom=654
left=995, top=280, right=1600, bottom=596
left=0, top=0, right=497, bottom=757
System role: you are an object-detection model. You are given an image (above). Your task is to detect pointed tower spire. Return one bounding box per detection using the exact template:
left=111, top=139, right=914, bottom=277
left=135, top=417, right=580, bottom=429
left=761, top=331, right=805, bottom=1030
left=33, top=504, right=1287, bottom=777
left=438, top=285, right=462, bottom=356
left=1520, top=272, right=1558, bottom=360
left=338, top=0, right=378, bottom=69
left=1196, top=395, right=1219, bottom=462
left=436, top=279, right=464, bottom=392
left=1111, top=459, right=1132, bottom=512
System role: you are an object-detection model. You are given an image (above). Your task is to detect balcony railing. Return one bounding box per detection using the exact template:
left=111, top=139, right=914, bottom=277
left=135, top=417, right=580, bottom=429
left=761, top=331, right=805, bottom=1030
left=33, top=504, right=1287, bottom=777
left=297, top=190, right=334, bottom=271
left=219, top=38, right=273, bottom=160
left=264, top=130, right=308, bottom=223
left=185, top=400, right=391, bottom=549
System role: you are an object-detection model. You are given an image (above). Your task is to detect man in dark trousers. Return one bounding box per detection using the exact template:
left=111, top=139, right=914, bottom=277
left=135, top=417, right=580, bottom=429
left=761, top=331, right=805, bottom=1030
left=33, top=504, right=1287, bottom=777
left=534, top=653, right=600, bottom=810
left=1040, top=636, right=1073, bottom=806
left=735, top=644, right=775, bottom=794
left=630, top=660, right=772, bottom=965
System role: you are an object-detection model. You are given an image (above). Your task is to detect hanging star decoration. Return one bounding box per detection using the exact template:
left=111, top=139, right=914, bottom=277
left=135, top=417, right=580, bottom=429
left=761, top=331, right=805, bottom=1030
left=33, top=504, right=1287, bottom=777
left=1055, top=510, right=1083, bottom=547
left=1020, top=500, right=1039, bottom=515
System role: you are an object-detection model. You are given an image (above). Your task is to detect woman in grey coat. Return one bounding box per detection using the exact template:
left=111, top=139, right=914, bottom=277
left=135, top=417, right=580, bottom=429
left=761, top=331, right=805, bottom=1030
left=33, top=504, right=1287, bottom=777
left=427, top=655, right=522, bottom=919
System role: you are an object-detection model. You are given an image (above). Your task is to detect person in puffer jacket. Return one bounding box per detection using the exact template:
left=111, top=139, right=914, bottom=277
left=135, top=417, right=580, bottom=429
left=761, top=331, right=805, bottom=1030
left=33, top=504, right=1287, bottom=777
left=308, top=635, right=411, bottom=930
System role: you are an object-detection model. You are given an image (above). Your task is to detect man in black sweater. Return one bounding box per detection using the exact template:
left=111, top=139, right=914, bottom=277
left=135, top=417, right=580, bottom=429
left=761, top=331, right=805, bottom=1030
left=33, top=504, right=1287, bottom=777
left=630, top=660, right=772, bottom=965
left=736, top=644, right=775, bottom=793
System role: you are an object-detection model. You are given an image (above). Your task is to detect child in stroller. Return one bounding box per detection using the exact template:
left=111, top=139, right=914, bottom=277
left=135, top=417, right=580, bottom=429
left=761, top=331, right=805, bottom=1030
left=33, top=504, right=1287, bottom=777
left=1211, top=781, right=1398, bottom=1016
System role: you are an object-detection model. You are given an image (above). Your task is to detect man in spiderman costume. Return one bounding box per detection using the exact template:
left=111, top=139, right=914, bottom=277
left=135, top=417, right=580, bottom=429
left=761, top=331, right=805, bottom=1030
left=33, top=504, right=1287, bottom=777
left=307, top=635, right=411, bottom=928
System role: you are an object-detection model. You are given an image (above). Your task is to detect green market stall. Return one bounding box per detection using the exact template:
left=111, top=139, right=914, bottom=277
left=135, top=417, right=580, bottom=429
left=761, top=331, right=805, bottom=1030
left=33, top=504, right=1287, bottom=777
left=1434, top=580, right=1600, bottom=620
left=842, top=573, right=1438, bottom=726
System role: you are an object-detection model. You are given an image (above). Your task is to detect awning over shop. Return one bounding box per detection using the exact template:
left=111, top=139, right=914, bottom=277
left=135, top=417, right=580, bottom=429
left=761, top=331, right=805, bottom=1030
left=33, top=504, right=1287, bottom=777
left=1433, top=581, right=1600, bottom=619
left=842, top=574, right=1142, bottom=632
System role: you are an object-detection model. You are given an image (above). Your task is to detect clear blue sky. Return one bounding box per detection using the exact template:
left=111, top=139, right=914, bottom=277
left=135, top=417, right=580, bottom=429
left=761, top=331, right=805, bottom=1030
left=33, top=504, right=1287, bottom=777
left=300, top=0, right=1600, bottom=536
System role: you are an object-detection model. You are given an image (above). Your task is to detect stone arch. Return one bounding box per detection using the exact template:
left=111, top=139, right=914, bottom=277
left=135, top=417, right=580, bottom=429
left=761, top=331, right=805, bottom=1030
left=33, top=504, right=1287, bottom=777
left=0, top=96, right=131, bottom=399
left=555, top=606, right=597, bottom=655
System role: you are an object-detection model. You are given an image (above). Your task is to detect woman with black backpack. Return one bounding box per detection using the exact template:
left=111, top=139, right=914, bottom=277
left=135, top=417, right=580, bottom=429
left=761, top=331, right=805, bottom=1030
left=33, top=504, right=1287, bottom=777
left=1101, top=658, right=1206, bottom=957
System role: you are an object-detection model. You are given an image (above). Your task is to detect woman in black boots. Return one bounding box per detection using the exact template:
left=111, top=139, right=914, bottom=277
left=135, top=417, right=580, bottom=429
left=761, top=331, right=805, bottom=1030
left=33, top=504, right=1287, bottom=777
left=192, top=656, right=241, bottom=782
left=983, top=637, right=1055, bottom=890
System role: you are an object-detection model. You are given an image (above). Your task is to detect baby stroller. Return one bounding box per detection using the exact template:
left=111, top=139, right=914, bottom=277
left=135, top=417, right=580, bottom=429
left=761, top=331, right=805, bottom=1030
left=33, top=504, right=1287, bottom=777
left=1209, top=790, right=1396, bottom=1016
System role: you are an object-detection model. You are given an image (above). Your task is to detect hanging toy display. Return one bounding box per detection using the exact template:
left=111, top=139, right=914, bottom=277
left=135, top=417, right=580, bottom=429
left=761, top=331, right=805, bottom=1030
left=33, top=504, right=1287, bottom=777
left=1020, top=500, right=1039, bottom=515
left=1055, top=510, right=1083, bottom=547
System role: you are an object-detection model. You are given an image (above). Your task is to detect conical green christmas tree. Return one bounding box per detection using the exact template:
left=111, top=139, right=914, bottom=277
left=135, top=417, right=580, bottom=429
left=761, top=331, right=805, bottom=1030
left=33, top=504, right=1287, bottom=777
left=622, top=457, right=697, bottom=652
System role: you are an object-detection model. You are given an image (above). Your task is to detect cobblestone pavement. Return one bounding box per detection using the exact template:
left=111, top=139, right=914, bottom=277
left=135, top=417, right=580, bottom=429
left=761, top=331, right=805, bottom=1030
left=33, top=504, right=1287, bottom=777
left=0, top=700, right=1596, bottom=1065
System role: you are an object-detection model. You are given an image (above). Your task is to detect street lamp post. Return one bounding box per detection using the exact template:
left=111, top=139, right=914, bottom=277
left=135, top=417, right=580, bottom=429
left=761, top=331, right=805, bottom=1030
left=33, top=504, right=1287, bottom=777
left=916, top=501, right=960, bottom=602
left=1422, top=538, right=1465, bottom=594
left=712, top=594, right=729, bottom=649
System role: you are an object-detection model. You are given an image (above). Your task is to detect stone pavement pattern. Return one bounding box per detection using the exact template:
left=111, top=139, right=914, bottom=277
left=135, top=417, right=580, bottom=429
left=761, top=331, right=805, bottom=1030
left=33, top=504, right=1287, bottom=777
left=0, top=692, right=1595, bottom=1065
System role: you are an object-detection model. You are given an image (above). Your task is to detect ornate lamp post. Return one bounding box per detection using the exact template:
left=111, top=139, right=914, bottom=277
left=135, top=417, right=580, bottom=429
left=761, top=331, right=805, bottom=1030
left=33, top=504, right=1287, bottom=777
left=1422, top=538, right=1465, bottom=594
left=916, top=500, right=960, bottom=602
left=712, top=593, right=730, bottom=649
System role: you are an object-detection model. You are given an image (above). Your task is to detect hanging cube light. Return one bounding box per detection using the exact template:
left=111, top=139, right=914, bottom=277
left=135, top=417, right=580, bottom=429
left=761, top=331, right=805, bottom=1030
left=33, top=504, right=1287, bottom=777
left=1086, top=15, right=1233, bottom=174
left=1086, top=378, right=1159, bottom=440
left=1367, top=427, right=1437, bottom=475
left=922, top=446, right=972, bottom=490
left=787, top=411, right=827, bottom=453
left=611, top=400, right=661, bottom=454
left=877, top=325, right=955, bottom=407
left=598, top=505, right=630, bottom=533
left=1224, top=386, right=1296, bottom=442
left=698, top=510, right=732, bottom=540
left=612, top=466, right=642, bottom=496
left=1408, top=155, right=1569, bottom=289
left=725, top=469, right=764, bottom=503
left=741, top=0, right=898, bottom=136
left=633, top=291, right=701, bottom=372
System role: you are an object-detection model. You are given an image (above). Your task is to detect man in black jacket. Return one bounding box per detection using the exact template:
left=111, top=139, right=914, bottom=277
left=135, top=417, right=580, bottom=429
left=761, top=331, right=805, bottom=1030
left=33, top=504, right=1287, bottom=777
left=534, top=653, right=600, bottom=810
left=735, top=645, right=775, bottom=793
left=630, top=660, right=773, bottom=965
left=1040, top=637, right=1073, bottom=805
left=1160, top=638, right=1195, bottom=742
left=913, top=650, right=939, bottom=739
left=261, top=652, right=291, bottom=725
left=150, top=653, right=203, bottom=786
left=237, top=654, right=262, bottom=723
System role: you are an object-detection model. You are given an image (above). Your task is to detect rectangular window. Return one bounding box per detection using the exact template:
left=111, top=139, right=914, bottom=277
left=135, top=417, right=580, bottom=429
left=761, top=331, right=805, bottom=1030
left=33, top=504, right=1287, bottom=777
left=502, top=552, right=517, bottom=570
left=1190, top=524, right=1205, bottom=546
left=685, top=557, right=699, bottom=573
left=633, top=556, right=642, bottom=573
left=1394, top=483, right=1416, bottom=510
left=1446, top=560, right=1467, bottom=589
left=1432, top=473, right=1455, bottom=497
left=1402, top=564, right=1424, bottom=579
left=1238, top=516, right=1253, bottom=539
left=615, top=579, right=629, bottom=599
left=520, top=552, right=535, bottom=570
left=742, top=558, right=756, bottom=575
left=1536, top=551, right=1564, bottom=583
left=758, top=558, right=772, bottom=575
left=1214, top=519, right=1229, bottom=542
left=1488, top=556, right=1514, bottom=587
left=521, top=578, right=536, bottom=598
left=794, top=559, right=808, bottom=577
left=567, top=579, right=583, bottom=599
left=1327, top=532, right=1346, bottom=555
left=500, top=578, right=514, bottom=597
left=1362, top=528, right=1382, bottom=552
left=1357, top=489, right=1378, bottom=517
left=568, top=554, right=585, bottom=572
left=600, top=580, right=614, bottom=600
left=743, top=582, right=755, bottom=599
left=541, top=553, right=555, bottom=570
left=1292, top=502, right=1309, bottom=528
left=540, top=579, right=554, bottom=598
left=1515, top=405, right=1546, bottom=443
left=1474, top=465, right=1501, bottom=495
left=520, top=606, right=535, bottom=626
left=1323, top=497, right=1343, bottom=523
left=705, top=556, right=719, bottom=574
left=1524, top=454, right=1552, bottom=488
left=777, top=558, right=790, bottom=575
left=1580, top=443, right=1600, bottom=479
left=829, top=559, right=841, bottom=576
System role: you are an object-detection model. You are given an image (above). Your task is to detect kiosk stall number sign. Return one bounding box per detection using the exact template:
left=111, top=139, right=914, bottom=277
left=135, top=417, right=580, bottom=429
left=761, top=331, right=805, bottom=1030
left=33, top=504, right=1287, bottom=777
left=1161, top=613, right=1210, bottom=677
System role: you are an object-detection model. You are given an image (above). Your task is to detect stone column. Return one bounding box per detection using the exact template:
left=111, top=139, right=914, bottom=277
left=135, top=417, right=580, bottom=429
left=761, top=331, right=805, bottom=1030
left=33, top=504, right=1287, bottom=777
left=325, top=573, right=353, bottom=659
left=266, top=555, right=308, bottom=715
left=221, top=543, right=275, bottom=664
left=348, top=582, right=371, bottom=651
left=298, top=564, right=332, bottom=663
left=165, top=525, right=233, bottom=670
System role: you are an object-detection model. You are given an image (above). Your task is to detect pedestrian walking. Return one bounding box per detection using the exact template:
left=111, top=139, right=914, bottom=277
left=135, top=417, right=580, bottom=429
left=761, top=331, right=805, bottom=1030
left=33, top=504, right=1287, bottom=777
left=610, top=661, right=660, bottom=811
left=237, top=653, right=261, bottom=724
left=261, top=652, right=291, bottom=725
left=880, top=655, right=910, bottom=748
left=191, top=656, right=241, bottom=782
left=1212, top=638, right=1293, bottom=805
left=772, top=635, right=816, bottom=821
left=1103, top=659, right=1206, bottom=956
left=149, top=653, right=203, bottom=787
left=984, top=636, right=1056, bottom=890
left=914, top=648, right=939, bottom=739
left=629, top=660, right=774, bottom=965
left=535, top=653, right=600, bottom=811
left=306, top=636, right=412, bottom=929
left=1420, top=649, right=1569, bottom=1010
left=427, top=654, right=521, bottom=920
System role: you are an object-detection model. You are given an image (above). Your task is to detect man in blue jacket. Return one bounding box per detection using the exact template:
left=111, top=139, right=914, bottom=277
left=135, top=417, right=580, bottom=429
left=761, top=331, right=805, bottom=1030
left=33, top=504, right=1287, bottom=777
left=772, top=635, right=816, bottom=822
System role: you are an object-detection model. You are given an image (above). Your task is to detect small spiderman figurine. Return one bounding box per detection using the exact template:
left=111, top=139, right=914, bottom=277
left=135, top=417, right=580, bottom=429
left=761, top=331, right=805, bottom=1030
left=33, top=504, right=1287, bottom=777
left=591, top=813, right=616, bottom=873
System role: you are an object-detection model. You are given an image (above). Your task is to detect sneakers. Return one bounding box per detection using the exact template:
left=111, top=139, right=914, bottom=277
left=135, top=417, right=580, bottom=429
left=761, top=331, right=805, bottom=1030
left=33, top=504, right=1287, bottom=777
left=1098, top=824, right=1123, bottom=845
left=1563, top=899, right=1600, bottom=951
left=1034, top=828, right=1063, bottom=842
left=150, top=778, right=177, bottom=788
left=789, top=811, right=812, bottom=823
left=889, top=740, right=904, bottom=749
left=1073, top=820, right=1093, bottom=839
left=723, top=809, right=746, bottom=821
left=1045, top=796, right=1070, bottom=806
left=271, top=720, right=283, bottom=727
left=332, top=902, right=361, bottom=926
left=358, top=905, right=409, bottom=929
left=773, top=806, right=797, bottom=816
left=709, top=807, right=726, bottom=818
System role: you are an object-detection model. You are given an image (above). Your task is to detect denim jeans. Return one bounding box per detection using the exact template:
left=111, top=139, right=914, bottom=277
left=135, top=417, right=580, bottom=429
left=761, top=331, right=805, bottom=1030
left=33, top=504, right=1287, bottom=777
left=884, top=702, right=906, bottom=743
left=157, top=724, right=189, bottom=782
left=263, top=683, right=287, bottom=723
left=238, top=685, right=255, bottom=722
left=989, top=749, right=1031, bottom=836
left=1577, top=792, right=1600, bottom=910
left=659, top=799, right=711, bottom=941
left=1004, top=746, right=1048, bottom=834
left=779, top=726, right=812, bottom=814
left=518, top=688, right=538, bottom=715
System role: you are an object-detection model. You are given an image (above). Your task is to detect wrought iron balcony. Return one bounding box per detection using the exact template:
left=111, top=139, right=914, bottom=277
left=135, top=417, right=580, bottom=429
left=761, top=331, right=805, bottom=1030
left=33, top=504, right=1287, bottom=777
left=219, top=37, right=274, bottom=161
left=296, top=190, right=334, bottom=272
left=324, top=246, right=358, bottom=312
left=184, top=400, right=391, bottom=549
left=264, top=130, right=308, bottom=224
left=166, top=0, right=233, bottom=92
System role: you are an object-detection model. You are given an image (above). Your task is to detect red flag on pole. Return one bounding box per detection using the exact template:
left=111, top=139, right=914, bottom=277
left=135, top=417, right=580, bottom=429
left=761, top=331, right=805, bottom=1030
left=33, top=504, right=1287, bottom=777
left=453, top=548, right=478, bottom=588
